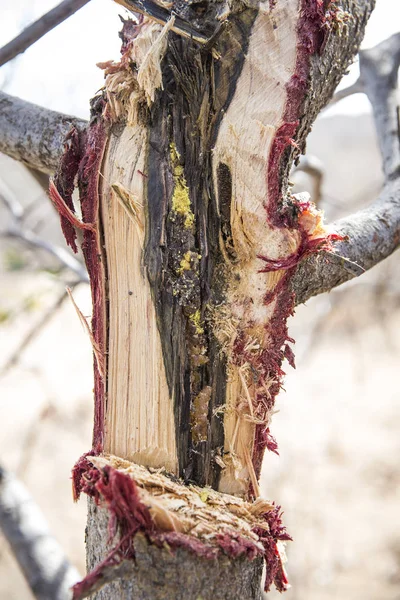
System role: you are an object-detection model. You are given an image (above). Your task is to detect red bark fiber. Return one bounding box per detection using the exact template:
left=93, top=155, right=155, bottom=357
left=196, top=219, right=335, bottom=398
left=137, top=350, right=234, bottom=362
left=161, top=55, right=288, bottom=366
left=250, top=0, right=338, bottom=479
left=52, top=106, right=108, bottom=454
left=72, top=460, right=291, bottom=598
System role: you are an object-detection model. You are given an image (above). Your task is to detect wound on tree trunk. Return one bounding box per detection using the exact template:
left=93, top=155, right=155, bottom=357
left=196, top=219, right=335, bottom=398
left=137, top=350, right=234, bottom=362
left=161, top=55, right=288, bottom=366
left=50, top=0, right=374, bottom=596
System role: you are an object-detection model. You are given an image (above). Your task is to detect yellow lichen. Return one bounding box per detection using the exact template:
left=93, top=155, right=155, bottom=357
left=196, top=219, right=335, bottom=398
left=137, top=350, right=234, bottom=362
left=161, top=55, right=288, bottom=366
left=189, top=309, right=204, bottom=335
left=170, top=143, right=195, bottom=230
left=177, top=251, right=192, bottom=275
left=170, top=141, right=180, bottom=162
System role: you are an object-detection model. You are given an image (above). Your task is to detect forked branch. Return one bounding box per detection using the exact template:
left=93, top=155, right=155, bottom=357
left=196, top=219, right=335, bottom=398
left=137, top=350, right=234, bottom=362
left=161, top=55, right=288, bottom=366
left=292, top=32, right=400, bottom=305
left=0, top=34, right=399, bottom=304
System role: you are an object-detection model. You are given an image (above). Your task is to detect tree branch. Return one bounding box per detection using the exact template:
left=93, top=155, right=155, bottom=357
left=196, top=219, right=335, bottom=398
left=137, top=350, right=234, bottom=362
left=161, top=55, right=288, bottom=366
left=292, top=178, right=400, bottom=304
left=0, top=34, right=399, bottom=307
left=293, top=32, right=400, bottom=305
left=0, top=0, right=91, bottom=68
left=360, top=32, right=400, bottom=180
left=0, top=91, right=87, bottom=174
left=329, top=77, right=365, bottom=106
left=0, top=465, right=80, bottom=600
left=0, top=176, right=89, bottom=281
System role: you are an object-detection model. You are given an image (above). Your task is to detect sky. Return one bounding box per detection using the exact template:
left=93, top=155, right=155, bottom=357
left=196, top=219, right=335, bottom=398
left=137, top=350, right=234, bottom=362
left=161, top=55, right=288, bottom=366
left=0, top=0, right=399, bottom=119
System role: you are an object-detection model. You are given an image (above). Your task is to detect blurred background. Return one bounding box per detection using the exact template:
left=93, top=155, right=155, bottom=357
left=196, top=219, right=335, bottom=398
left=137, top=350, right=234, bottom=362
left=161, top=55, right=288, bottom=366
left=1, top=1, right=400, bottom=599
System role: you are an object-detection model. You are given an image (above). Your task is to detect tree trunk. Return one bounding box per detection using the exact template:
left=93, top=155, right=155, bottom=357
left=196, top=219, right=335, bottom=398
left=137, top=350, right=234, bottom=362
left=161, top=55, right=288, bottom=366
left=49, top=0, right=375, bottom=598
left=85, top=499, right=264, bottom=600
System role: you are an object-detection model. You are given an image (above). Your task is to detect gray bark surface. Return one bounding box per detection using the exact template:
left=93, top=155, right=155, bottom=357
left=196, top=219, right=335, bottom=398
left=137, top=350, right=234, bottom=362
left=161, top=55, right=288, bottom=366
left=85, top=499, right=263, bottom=600
left=0, top=91, right=86, bottom=174
left=292, top=31, right=400, bottom=304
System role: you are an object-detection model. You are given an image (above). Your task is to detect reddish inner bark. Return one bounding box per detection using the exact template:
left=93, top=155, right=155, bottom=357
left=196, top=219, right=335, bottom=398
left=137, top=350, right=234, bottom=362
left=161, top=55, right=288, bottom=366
left=250, top=0, right=335, bottom=478
left=72, top=460, right=291, bottom=598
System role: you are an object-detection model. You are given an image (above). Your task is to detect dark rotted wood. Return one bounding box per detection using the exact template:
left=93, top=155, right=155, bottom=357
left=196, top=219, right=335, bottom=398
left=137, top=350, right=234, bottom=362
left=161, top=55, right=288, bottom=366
left=145, top=11, right=257, bottom=487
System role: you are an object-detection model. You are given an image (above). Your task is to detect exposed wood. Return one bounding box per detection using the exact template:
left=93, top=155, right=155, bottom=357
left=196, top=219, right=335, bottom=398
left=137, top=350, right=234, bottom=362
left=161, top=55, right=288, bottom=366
left=101, top=125, right=177, bottom=471
left=212, top=2, right=299, bottom=495
left=142, top=9, right=259, bottom=489
left=73, top=454, right=287, bottom=599
left=50, top=0, right=374, bottom=512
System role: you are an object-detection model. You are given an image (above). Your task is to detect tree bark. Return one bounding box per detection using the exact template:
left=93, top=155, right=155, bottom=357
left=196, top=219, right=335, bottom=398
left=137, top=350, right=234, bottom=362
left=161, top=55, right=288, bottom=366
left=0, top=91, right=86, bottom=174
left=85, top=499, right=264, bottom=600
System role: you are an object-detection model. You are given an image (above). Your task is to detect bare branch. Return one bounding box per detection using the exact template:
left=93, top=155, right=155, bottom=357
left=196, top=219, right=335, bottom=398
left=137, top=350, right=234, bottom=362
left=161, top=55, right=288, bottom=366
left=0, top=285, right=78, bottom=377
left=329, top=77, right=365, bottom=106
left=0, top=91, right=87, bottom=174
left=0, top=0, right=91, bottom=68
left=4, top=227, right=89, bottom=282
left=360, top=32, right=400, bottom=180
left=293, top=178, right=400, bottom=304
left=0, top=465, right=80, bottom=600
left=0, top=177, right=23, bottom=221
left=0, top=178, right=89, bottom=282
left=293, top=32, right=400, bottom=304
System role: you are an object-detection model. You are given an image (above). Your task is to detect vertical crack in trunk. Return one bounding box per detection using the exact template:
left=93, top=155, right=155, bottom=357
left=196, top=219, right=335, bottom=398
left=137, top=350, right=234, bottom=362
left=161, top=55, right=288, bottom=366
left=145, top=12, right=258, bottom=488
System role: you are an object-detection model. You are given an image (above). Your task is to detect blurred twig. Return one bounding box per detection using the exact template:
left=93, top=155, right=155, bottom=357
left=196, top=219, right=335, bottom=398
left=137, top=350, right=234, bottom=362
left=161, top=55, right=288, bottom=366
left=16, top=404, right=57, bottom=480
left=0, top=0, right=91, bottom=68
left=0, top=464, right=80, bottom=600
left=329, top=77, right=365, bottom=106
left=0, top=284, right=78, bottom=377
left=0, top=177, right=88, bottom=282
left=292, top=155, right=324, bottom=205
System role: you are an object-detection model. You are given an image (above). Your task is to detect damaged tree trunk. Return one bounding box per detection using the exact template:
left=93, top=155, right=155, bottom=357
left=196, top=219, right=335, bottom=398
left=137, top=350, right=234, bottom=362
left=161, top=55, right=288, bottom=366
left=48, top=0, right=374, bottom=598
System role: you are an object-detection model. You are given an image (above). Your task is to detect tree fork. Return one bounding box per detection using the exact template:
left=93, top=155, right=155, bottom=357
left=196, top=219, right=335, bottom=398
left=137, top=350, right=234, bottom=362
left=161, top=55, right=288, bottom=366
left=47, top=0, right=375, bottom=597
